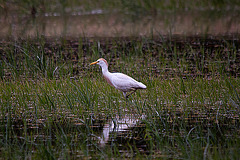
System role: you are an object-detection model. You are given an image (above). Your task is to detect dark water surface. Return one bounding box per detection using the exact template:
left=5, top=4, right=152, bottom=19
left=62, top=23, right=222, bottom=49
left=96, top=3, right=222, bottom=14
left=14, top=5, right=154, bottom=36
left=1, top=108, right=239, bottom=158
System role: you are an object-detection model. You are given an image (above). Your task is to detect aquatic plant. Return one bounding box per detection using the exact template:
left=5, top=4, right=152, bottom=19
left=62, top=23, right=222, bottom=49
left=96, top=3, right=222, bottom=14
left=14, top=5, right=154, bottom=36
left=0, top=36, right=239, bottom=159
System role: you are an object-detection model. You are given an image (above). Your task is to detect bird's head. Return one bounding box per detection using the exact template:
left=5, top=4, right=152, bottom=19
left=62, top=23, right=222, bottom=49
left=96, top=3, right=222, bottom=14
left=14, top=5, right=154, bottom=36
left=90, top=58, right=108, bottom=68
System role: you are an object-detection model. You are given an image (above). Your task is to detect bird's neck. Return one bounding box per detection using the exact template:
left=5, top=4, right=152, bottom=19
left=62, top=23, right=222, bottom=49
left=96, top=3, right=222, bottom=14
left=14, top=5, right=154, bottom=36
left=101, top=65, right=110, bottom=75
left=101, top=65, right=114, bottom=87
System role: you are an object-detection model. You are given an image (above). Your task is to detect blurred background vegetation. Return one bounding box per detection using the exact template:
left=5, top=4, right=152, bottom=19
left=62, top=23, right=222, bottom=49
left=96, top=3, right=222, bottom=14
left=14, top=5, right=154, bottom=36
left=1, top=0, right=240, bottom=16
left=1, top=0, right=240, bottom=39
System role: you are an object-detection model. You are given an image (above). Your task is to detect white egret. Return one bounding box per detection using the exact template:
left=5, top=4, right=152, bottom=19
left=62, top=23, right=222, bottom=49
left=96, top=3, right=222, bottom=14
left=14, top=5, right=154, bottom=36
left=90, top=58, right=146, bottom=98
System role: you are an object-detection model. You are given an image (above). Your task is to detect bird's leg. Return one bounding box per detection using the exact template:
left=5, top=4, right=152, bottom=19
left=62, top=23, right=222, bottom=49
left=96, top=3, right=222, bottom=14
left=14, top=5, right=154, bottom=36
left=123, top=92, right=127, bottom=98
left=126, top=90, right=137, bottom=99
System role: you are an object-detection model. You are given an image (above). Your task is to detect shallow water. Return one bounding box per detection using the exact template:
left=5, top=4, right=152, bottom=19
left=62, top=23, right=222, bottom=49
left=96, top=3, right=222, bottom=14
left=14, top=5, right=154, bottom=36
left=1, top=106, right=239, bottom=158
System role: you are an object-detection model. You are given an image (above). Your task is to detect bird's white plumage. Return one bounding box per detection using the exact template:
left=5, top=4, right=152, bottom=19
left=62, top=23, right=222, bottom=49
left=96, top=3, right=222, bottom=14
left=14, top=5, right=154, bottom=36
left=90, top=58, right=146, bottom=98
left=111, top=73, right=146, bottom=92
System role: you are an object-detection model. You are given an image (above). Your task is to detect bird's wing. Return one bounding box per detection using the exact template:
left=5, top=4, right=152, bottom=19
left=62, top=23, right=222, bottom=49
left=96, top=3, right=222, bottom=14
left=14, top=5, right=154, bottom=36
left=111, top=73, right=145, bottom=92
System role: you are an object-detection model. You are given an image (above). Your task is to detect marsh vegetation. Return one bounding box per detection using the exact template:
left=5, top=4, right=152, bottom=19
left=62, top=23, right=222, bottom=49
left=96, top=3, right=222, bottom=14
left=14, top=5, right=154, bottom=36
left=0, top=0, right=240, bottom=159
left=0, top=36, right=239, bottom=159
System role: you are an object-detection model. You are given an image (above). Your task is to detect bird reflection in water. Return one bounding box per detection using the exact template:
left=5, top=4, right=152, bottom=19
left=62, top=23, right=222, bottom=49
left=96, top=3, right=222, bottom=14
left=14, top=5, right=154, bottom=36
left=99, top=114, right=146, bottom=147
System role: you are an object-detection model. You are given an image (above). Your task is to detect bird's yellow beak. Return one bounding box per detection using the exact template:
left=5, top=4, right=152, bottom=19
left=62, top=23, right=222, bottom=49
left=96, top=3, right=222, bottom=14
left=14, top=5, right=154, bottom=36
left=90, top=61, right=98, bottom=65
